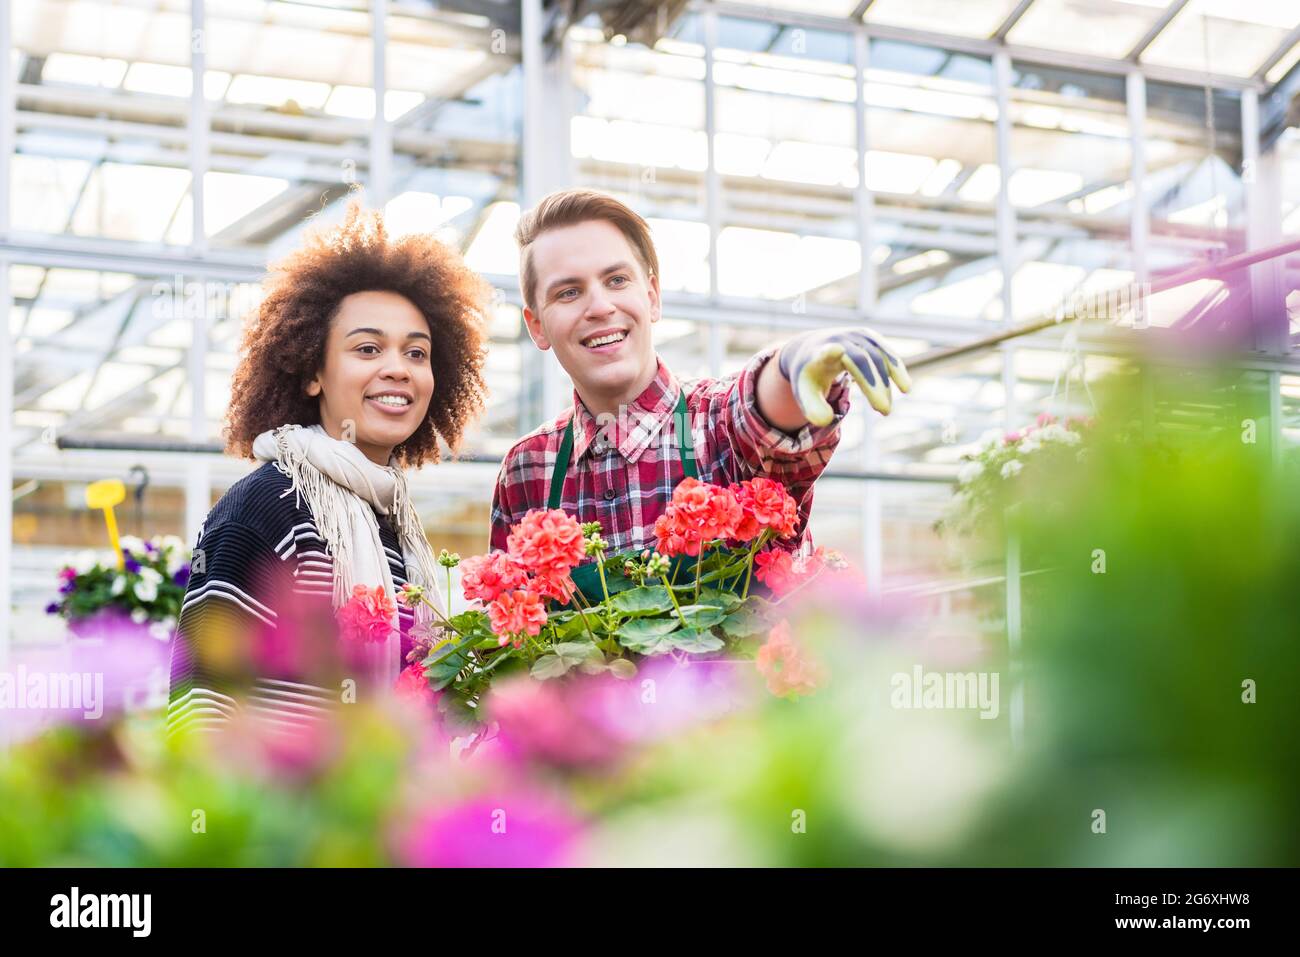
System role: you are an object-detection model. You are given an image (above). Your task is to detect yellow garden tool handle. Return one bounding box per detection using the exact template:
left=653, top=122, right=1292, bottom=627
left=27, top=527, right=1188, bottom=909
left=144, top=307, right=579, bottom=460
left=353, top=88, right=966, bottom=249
left=85, top=479, right=127, bottom=569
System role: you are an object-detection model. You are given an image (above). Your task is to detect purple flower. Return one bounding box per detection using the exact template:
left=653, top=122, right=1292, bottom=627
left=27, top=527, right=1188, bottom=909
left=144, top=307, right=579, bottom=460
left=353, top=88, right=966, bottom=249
left=173, top=564, right=191, bottom=587
left=144, top=540, right=158, bottom=554
left=58, top=580, right=76, bottom=595
left=45, top=602, right=60, bottom=614
left=124, top=555, right=141, bottom=574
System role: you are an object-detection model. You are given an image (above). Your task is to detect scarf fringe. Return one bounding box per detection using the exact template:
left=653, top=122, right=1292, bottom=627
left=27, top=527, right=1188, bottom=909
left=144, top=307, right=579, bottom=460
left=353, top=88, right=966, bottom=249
left=270, top=426, right=446, bottom=630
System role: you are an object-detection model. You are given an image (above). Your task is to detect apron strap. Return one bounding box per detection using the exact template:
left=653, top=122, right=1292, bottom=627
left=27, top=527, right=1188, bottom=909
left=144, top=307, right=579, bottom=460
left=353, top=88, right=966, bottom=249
left=547, top=388, right=696, bottom=509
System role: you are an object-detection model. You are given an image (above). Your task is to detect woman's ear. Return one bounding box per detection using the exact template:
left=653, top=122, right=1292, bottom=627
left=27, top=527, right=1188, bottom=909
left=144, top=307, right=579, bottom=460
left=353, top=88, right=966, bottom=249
left=305, top=376, right=321, bottom=397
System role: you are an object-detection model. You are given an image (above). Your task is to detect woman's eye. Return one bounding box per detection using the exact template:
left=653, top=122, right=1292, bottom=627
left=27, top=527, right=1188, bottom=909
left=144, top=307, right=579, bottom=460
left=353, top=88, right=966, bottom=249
left=358, top=344, right=380, bottom=355
left=408, top=350, right=427, bottom=361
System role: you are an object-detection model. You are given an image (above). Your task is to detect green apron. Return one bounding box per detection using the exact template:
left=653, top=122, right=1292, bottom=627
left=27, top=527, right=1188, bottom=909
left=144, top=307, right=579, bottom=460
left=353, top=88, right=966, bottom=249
left=549, top=391, right=703, bottom=605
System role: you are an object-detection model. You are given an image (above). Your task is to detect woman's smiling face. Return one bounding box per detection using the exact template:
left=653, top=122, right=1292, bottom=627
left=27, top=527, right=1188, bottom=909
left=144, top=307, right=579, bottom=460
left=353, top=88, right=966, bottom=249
left=307, top=290, right=436, bottom=466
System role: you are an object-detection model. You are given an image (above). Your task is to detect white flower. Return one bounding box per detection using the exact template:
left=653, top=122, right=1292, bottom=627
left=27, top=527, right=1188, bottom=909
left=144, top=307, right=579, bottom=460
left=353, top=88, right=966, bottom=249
left=1018, top=438, right=1040, bottom=455
left=72, top=549, right=100, bottom=574
left=1001, top=459, right=1024, bottom=479
left=119, top=535, right=146, bottom=556
left=161, top=535, right=186, bottom=554
left=1036, top=424, right=1080, bottom=446
left=133, top=578, right=159, bottom=603
left=139, top=566, right=163, bottom=586
left=111, top=575, right=126, bottom=596
left=957, top=461, right=983, bottom=485
left=131, top=607, right=149, bottom=624
left=148, top=620, right=174, bottom=642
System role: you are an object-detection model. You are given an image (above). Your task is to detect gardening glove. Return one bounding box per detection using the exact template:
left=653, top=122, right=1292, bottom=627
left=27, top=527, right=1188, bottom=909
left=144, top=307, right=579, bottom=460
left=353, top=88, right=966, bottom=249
left=776, top=326, right=912, bottom=425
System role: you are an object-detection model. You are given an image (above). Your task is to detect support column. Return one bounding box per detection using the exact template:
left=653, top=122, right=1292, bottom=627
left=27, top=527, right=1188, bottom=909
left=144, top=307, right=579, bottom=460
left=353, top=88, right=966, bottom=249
left=521, top=0, right=575, bottom=419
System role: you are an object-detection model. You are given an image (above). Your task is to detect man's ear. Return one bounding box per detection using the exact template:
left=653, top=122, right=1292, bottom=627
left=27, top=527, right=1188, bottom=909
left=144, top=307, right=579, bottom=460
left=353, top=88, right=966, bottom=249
left=522, top=306, right=552, bottom=351
left=647, top=272, right=661, bottom=324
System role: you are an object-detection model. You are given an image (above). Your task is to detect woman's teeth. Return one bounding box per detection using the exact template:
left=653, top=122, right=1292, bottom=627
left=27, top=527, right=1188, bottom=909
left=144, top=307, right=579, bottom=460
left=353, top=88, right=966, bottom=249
left=370, top=395, right=411, bottom=408
left=583, top=332, right=627, bottom=349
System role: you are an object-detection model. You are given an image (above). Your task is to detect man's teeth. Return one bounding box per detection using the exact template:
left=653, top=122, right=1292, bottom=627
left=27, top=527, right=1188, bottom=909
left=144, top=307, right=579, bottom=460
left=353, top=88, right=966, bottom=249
left=370, top=395, right=411, bottom=407
left=584, top=332, right=627, bottom=348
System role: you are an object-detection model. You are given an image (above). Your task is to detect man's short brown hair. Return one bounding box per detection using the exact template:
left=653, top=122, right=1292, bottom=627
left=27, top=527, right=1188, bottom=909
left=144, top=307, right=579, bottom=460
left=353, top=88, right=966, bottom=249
left=514, top=188, right=659, bottom=313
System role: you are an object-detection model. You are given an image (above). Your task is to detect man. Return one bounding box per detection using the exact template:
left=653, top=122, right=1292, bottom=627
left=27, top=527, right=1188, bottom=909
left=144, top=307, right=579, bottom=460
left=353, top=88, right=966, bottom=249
left=490, top=188, right=909, bottom=574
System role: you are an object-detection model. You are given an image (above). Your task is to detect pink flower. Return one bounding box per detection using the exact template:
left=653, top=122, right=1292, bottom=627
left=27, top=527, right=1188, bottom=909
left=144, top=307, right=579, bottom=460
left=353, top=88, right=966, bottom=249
left=336, top=583, right=397, bottom=644
left=753, top=548, right=798, bottom=596
left=1002, top=430, right=1023, bottom=445
left=506, top=509, right=587, bottom=575
left=733, top=477, right=799, bottom=541
left=398, top=795, right=582, bottom=868
left=754, top=547, right=830, bottom=598
left=1035, top=412, right=1057, bottom=428
left=755, top=620, right=825, bottom=698
left=487, top=588, right=548, bottom=645
left=394, top=662, right=439, bottom=710
left=532, top=567, right=577, bottom=604
left=459, top=552, right=529, bottom=604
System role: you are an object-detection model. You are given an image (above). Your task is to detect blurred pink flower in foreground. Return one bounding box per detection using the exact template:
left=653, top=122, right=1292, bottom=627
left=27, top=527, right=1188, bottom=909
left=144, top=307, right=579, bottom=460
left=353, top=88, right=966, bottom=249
left=756, top=621, right=826, bottom=699
left=398, top=794, right=582, bottom=867
left=485, top=657, right=755, bottom=771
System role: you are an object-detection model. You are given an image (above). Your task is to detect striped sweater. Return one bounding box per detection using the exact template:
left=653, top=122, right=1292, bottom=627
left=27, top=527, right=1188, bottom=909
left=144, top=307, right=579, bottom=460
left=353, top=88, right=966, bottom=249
left=166, top=460, right=416, bottom=737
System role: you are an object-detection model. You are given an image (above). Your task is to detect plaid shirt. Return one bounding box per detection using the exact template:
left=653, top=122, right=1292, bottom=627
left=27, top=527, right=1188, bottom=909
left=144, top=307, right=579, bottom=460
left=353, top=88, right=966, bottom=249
left=490, top=348, right=849, bottom=557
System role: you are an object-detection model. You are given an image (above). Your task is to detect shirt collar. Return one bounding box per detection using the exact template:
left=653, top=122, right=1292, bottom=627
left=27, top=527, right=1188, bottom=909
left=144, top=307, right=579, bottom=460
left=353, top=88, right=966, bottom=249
left=571, top=357, right=681, bottom=465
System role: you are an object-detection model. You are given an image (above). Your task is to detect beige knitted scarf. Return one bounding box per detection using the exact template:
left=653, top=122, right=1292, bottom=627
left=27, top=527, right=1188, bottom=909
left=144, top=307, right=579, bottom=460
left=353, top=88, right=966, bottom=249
left=251, top=423, right=445, bottom=686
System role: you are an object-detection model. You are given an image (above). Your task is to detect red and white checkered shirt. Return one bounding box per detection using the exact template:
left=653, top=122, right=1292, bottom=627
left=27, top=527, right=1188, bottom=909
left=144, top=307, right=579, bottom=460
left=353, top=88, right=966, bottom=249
left=490, top=348, right=850, bottom=556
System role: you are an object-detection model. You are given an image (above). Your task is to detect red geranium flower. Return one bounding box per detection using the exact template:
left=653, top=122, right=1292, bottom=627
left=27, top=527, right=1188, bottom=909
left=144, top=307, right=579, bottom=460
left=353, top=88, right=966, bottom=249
left=532, top=567, right=578, bottom=604
left=394, top=662, right=439, bottom=710
left=652, top=478, right=742, bottom=557
left=753, top=549, right=799, bottom=596
left=507, top=509, right=587, bottom=575
left=337, top=583, right=397, bottom=644
left=487, top=588, right=549, bottom=646
left=459, top=551, right=529, bottom=604
left=732, top=477, right=798, bottom=541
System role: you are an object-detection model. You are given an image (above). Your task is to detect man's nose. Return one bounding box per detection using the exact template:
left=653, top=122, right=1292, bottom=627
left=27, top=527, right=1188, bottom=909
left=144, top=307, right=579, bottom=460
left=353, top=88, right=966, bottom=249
left=586, top=289, right=616, bottom=318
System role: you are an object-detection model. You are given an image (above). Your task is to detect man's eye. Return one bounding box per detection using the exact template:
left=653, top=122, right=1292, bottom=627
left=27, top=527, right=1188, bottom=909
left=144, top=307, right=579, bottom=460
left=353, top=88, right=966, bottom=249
left=558, top=288, right=579, bottom=300
left=609, top=275, right=628, bottom=287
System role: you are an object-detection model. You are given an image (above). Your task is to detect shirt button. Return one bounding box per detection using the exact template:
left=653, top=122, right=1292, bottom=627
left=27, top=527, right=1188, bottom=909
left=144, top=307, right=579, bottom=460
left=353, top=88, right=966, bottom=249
left=603, top=487, right=616, bottom=501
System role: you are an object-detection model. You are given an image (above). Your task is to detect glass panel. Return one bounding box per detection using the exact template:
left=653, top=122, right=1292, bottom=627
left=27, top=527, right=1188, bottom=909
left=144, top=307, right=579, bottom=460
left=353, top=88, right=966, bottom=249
left=866, top=0, right=1027, bottom=38
left=1141, top=0, right=1300, bottom=78
left=1143, top=80, right=1244, bottom=276
left=1007, top=0, right=1172, bottom=60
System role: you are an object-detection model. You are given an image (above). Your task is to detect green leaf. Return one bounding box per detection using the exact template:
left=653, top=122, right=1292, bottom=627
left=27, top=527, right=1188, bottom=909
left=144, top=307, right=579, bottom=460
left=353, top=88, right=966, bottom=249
left=719, top=603, right=772, bottom=640
left=608, top=586, right=675, bottom=616
left=447, top=609, right=491, bottom=634
left=530, top=655, right=574, bottom=680
left=553, top=640, right=600, bottom=660
left=618, top=632, right=679, bottom=656
left=615, top=618, right=680, bottom=643
left=670, top=629, right=726, bottom=653
left=697, top=587, right=743, bottom=612
left=607, top=658, right=638, bottom=679
left=675, top=604, right=727, bottom=630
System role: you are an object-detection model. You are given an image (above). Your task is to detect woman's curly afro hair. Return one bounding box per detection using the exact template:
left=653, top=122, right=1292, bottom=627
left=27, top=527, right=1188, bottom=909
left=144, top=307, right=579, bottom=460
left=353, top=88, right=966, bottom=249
left=225, top=203, right=491, bottom=468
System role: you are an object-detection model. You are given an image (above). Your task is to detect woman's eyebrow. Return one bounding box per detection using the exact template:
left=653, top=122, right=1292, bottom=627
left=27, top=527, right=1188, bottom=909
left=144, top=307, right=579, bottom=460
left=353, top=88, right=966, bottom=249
left=346, top=327, right=431, bottom=342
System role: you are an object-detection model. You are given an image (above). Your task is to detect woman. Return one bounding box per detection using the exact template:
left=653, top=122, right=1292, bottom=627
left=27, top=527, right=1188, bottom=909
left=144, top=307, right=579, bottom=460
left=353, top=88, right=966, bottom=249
left=166, top=204, right=490, bottom=737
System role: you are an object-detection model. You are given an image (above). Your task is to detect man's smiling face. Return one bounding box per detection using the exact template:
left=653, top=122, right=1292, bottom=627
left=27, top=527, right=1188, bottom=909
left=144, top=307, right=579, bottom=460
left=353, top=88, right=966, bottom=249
left=522, top=218, right=661, bottom=411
